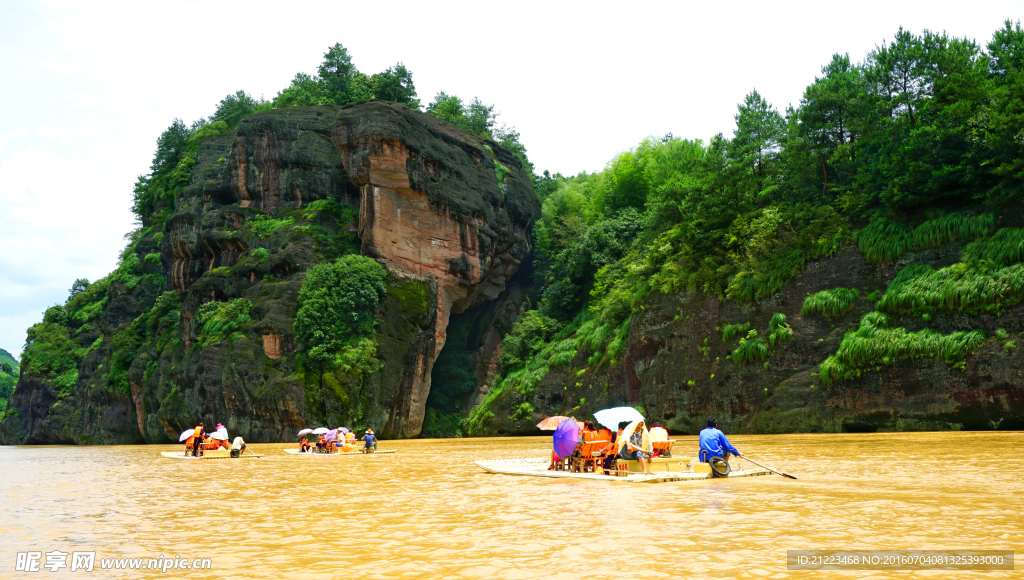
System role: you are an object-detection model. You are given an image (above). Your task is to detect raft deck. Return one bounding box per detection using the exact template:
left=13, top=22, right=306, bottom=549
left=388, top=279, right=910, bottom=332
left=160, top=450, right=259, bottom=460
left=283, top=448, right=396, bottom=455
left=475, top=456, right=771, bottom=483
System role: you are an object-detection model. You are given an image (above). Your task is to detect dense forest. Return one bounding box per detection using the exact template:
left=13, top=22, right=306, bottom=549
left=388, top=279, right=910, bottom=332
left=465, top=22, right=1024, bottom=434
left=5, top=22, right=1024, bottom=442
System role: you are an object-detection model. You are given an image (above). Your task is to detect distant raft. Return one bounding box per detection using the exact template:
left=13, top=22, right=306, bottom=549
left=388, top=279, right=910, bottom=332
left=474, top=456, right=771, bottom=483
left=283, top=448, right=396, bottom=456
left=160, top=449, right=259, bottom=460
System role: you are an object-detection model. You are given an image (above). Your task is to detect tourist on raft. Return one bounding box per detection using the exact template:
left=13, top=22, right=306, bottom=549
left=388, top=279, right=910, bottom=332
left=598, top=421, right=628, bottom=473
left=699, top=417, right=742, bottom=465
left=649, top=422, right=668, bottom=442
left=299, top=437, right=311, bottom=453
left=569, top=422, right=596, bottom=469
left=316, top=434, right=327, bottom=453
left=363, top=429, right=377, bottom=452
left=190, top=423, right=206, bottom=457
left=230, top=436, right=247, bottom=456
left=619, top=419, right=654, bottom=475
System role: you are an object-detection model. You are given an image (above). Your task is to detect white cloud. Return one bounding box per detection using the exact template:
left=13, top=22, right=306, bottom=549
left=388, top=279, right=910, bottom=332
left=1, top=0, right=1022, bottom=356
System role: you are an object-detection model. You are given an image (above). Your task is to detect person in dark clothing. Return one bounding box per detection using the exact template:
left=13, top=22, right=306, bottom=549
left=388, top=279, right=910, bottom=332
left=600, top=421, right=631, bottom=473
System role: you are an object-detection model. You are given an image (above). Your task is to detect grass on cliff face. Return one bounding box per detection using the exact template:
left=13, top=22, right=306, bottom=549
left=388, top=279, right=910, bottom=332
left=722, top=322, right=751, bottom=342
left=802, top=287, right=860, bottom=318
left=768, top=312, right=792, bottom=347
left=730, top=331, right=769, bottom=364
left=912, top=212, right=995, bottom=249
left=856, top=218, right=912, bottom=264
left=961, top=227, right=1024, bottom=267
left=728, top=313, right=791, bottom=364
left=857, top=213, right=995, bottom=264
left=247, top=214, right=295, bottom=239
left=195, top=298, right=252, bottom=347
left=817, top=312, right=986, bottom=385
left=879, top=262, right=1024, bottom=316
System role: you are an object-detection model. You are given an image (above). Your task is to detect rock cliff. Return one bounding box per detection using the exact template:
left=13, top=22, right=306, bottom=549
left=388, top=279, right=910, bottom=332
left=1, top=101, right=539, bottom=443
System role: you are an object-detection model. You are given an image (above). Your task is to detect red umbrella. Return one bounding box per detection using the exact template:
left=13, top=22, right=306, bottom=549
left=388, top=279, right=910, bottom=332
left=536, top=416, right=571, bottom=430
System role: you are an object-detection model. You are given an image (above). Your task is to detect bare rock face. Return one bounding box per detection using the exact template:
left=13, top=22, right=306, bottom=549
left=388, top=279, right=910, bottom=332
left=332, top=102, right=537, bottom=435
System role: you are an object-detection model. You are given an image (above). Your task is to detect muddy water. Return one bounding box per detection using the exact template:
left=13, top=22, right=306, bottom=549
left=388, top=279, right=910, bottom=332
left=1, top=432, right=1020, bottom=579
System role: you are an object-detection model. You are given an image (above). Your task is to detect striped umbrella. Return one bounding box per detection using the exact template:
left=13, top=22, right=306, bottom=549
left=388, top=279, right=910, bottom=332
left=536, top=416, right=571, bottom=430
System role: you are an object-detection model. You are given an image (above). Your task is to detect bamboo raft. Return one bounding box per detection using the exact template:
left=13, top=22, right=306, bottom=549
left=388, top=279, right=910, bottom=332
left=160, top=450, right=259, bottom=460
left=474, top=456, right=771, bottom=483
left=283, top=448, right=396, bottom=456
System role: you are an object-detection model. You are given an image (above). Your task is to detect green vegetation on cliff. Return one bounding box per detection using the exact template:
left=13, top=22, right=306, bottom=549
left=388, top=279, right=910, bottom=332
left=470, top=21, right=1024, bottom=431
left=295, top=254, right=388, bottom=389
left=803, top=288, right=860, bottom=318
left=0, top=349, right=18, bottom=413
left=818, top=313, right=986, bottom=385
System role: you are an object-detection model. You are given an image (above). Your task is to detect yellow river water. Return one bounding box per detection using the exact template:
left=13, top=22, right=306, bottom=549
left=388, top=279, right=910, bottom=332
left=1, top=432, right=1021, bottom=579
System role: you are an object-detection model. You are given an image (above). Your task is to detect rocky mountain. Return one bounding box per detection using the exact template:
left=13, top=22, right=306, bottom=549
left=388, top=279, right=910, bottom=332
left=0, top=101, right=539, bottom=443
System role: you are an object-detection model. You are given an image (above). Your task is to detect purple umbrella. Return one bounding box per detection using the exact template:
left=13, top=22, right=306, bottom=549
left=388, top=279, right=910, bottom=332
left=325, top=429, right=339, bottom=442
left=552, top=419, right=580, bottom=459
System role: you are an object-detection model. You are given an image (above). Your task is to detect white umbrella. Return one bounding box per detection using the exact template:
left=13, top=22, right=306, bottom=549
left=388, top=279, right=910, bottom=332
left=593, top=407, right=645, bottom=430
left=311, top=427, right=330, bottom=435
left=210, top=428, right=229, bottom=440
left=297, top=428, right=313, bottom=437
left=178, top=428, right=195, bottom=442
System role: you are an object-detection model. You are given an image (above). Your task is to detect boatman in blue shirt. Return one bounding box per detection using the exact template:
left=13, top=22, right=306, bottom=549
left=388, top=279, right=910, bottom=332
left=698, top=417, right=742, bottom=465
left=363, top=429, right=378, bottom=453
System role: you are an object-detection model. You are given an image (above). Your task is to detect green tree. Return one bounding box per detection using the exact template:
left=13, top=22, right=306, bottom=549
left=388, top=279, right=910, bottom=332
left=426, top=92, right=469, bottom=129
left=211, top=90, right=262, bottom=128
left=372, top=63, right=420, bottom=107
left=730, top=90, right=785, bottom=194
left=798, top=54, right=865, bottom=195
left=986, top=21, right=1024, bottom=204
left=866, top=27, right=927, bottom=125
left=272, top=72, right=329, bottom=108
left=294, top=255, right=388, bottom=385
left=988, top=19, right=1024, bottom=77
left=68, top=278, right=91, bottom=299
left=317, top=43, right=357, bottom=105
left=150, top=118, right=192, bottom=175
left=425, top=93, right=497, bottom=136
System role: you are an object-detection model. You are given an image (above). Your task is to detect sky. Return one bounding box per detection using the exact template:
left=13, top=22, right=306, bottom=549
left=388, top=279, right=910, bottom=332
left=1, top=0, right=1022, bottom=358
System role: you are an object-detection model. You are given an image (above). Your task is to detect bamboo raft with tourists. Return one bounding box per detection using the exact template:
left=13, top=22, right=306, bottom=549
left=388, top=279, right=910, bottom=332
left=161, top=423, right=260, bottom=460
left=283, top=448, right=395, bottom=456
left=477, top=409, right=794, bottom=483
left=161, top=449, right=261, bottom=460
left=284, top=426, right=395, bottom=456
left=474, top=456, right=771, bottom=483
